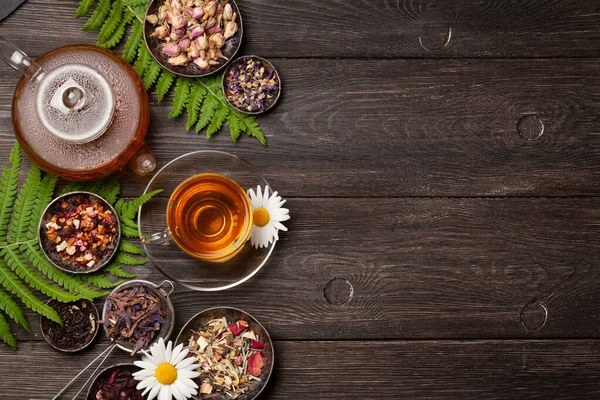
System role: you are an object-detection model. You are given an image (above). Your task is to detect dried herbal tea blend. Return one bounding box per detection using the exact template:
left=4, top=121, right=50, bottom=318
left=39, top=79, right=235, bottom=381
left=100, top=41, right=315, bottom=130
left=187, top=317, right=266, bottom=399
left=41, top=193, right=118, bottom=272
left=104, top=284, right=167, bottom=354
left=147, top=0, right=238, bottom=68
left=43, top=299, right=97, bottom=351
left=224, top=57, right=280, bottom=113
left=90, top=368, right=143, bottom=400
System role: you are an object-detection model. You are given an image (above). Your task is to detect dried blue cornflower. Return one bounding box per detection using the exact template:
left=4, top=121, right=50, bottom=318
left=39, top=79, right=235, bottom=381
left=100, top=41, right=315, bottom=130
left=224, top=56, right=281, bottom=113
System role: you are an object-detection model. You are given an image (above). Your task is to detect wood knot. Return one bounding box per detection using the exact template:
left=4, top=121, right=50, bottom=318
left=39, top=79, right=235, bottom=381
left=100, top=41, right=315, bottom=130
left=517, top=115, right=544, bottom=140
left=419, top=25, right=452, bottom=51
left=520, top=301, right=548, bottom=331
left=324, top=278, right=353, bottom=306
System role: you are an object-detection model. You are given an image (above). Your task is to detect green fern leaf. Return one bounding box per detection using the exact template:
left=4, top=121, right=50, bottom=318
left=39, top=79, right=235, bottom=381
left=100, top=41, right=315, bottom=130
left=169, top=78, right=192, bottom=119
left=120, top=240, right=144, bottom=255
left=23, top=243, right=106, bottom=299
left=156, top=71, right=176, bottom=102
left=120, top=216, right=138, bottom=229
left=196, top=94, right=219, bottom=133
left=207, top=102, right=229, bottom=138
left=0, top=144, right=21, bottom=243
left=143, top=61, right=163, bottom=90
left=98, top=1, right=124, bottom=42
left=0, top=312, right=16, bottom=350
left=98, top=12, right=133, bottom=49
left=27, top=175, right=58, bottom=240
left=75, top=0, right=95, bottom=18
left=114, top=252, right=146, bottom=266
left=84, top=273, right=124, bottom=289
left=3, top=248, right=82, bottom=303
left=61, top=181, right=87, bottom=195
left=122, top=0, right=150, bottom=6
left=0, top=259, right=61, bottom=324
left=114, top=199, right=125, bottom=215
left=186, top=83, right=207, bottom=130
left=121, top=225, right=140, bottom=238
left=83, top=0, right=111, bottom=31
left=119, top=189, right=163, bottom=220
left=8, top=164, right=41, bottom=244
left=0, top=289, right=29, bottom=332
left=104, top=263, right=136, bottom=279
left=122, top=20, right=143, bottom=63
left=96, top=179, right=121, bottom=205
left=133, top=44, right=152, bottom=78
left=242, top=115, right=267, bottom=146
left=226, top=111, right=243, bottom=142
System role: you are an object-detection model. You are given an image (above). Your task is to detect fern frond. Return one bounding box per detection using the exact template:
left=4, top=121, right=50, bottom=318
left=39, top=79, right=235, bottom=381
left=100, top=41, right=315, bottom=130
left=105, top=263, right=137, bottom=279
left=121, top=225, right=140, bottom=238
left=84, top=273, right=124, bottom=289
left=207, top=101, right=229, bottom=138
left=83, top=0, right=111, bottom=31
left=122, top=20, right=143, bottom=63
left=186, top=83, right=207, bottom=130
left=8, top=164, right=41, bottom=244
left=156, top=71, right=176, bottom=102
left=133, top=44, right=152, bottom=79
left=119, top=189, right=163, bottom=220
left=61, top=181, right=87, bottom=194
left=98, top=12, right=133, bottom=49
left=27, top=175, right=57, bottom=240
left=196, top=94, right=219, bottom=133
left=96, top=179, right=121, bottom=205
left=0, top=312, right=16, bottom=350
left=0, top=288, right=29, bottom=332
left=0, top=259, right=61, bottom=324
left=169, top=78, right=192, bottom=118
left=120, top=216, right=138, bottom=229
left=120, top=240, right=144, bottom=255
left=0, top=144, right=21, bottom=243
left=227, top=111, right=243, bottom=142
left=122, top=0, right=150, bottom=6
left=3, top=248, right=82, bottom=303
left=76, top=0, right=95, bottom=18
left=143, top=61, right=163, bottom=90
left=98, top=1, right=124, bottom=42
left=114, top=252, right=146, bottom=266
left=242, top=115, right=266, bottom=145
left=23, top=243, right=107, bottom=299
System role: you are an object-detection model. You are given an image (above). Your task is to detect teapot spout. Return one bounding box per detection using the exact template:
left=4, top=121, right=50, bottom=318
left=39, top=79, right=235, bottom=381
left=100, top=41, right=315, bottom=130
left=0, top=36, right=42, bottom=81
left=127, top=144, right=157, bottom=176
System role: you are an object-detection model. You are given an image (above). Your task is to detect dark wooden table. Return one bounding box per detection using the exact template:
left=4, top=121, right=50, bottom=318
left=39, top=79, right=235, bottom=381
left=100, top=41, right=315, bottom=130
left=1, top=0, right=600, bottom=398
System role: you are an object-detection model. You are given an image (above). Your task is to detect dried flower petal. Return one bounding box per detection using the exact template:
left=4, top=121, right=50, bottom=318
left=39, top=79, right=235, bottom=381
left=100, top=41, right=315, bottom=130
left=247, top=353, right=264, bottom=377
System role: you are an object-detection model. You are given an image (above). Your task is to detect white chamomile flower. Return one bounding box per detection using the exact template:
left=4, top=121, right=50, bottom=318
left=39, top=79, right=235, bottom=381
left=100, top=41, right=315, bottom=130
left=247, top=185, right=290, bottom=248
left=132, top=338, right=200, bottom=400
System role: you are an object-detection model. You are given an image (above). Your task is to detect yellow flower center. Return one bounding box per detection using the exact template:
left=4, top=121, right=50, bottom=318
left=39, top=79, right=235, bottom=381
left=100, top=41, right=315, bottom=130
left=155, top=363, right=177, bottom=385
left=253, top=208, right=270, bottom=227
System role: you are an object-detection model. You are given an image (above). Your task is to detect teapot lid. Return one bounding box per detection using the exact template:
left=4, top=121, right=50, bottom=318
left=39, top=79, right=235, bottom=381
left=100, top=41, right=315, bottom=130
left=35, top=63, right=115, bottom=144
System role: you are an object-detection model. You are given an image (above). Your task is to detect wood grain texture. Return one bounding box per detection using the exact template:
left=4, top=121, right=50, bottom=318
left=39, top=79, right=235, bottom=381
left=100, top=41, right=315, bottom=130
left=3, top=198, right=599, bottom=343
left=3, top=57, right=600, bottom=197
left=1, top=0, right=600, bottom=58
left=1, top=340, right=600, bottom=399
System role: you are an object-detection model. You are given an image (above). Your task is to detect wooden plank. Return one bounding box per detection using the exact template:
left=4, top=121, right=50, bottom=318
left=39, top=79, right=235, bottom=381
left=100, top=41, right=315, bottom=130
left=2, top=0, right=600, bottom=58
left=1, top=340, right=600, bottom=399
left=2, top=197, right=599, bottom=342
left=2, top=58, right=600, bottom=197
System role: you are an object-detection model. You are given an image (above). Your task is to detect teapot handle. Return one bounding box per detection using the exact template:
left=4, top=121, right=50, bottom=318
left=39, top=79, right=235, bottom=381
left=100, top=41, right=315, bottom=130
left=0, top=36, right=42, bottom=81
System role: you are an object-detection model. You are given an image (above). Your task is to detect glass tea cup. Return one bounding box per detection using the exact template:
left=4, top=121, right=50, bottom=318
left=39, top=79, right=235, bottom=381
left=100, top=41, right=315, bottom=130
left=143, top=172, right=253, bottom=263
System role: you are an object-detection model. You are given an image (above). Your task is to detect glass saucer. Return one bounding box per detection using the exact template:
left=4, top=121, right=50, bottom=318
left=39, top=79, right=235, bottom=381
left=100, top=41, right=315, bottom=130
left=138, top=151, right=276, bottom=291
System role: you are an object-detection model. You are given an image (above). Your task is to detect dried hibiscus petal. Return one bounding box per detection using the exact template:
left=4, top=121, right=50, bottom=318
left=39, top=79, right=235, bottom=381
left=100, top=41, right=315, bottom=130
left=247, top=352, right=263, bottom=377
left=228, top=321, right=247, bottom=336
left=251, top=339, right=264, bottom=350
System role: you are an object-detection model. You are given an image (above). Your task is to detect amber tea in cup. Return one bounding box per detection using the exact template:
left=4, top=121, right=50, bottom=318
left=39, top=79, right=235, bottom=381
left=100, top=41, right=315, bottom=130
left=166, top=173, right=252, bottom=262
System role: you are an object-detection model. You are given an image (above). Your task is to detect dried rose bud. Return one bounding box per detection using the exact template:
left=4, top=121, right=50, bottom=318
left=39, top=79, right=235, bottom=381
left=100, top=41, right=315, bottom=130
left=189, top=48, right=201, bottom=58
left=203, top=1, right=217, bottom=17
left=193, top=57, right=209, bottom=69
left=163, top=43, right=181, bottom=57
left=204, top=17, right=217, bottom=30
left=223, top=3, right=233, bottom=20
left=192, top=7, right=204, bottom=20
left=196, top=34, right=209, bottom=50
left=206, top=26, right=221, bottom=35
left=158, top=5, right=167, bottom=21
left=178, top=39, right=191, bottom=49
left=146, top=14, right=159, bottom=24
left=171, top=15, right=188, bottom=29
left=151, top=25, right=169, bottom=39
left=171, top=0, right=183, bottom=12
left=189, top=25, right=204, bottom=38
left=169, top=54, right=190, bottom=66
left=223, top=21, right=237, bottom=39
left=209, top=33, right=224, bottom=48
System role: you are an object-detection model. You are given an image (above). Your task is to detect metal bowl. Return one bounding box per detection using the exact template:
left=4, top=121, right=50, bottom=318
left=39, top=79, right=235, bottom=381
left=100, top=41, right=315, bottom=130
left=175, top=306, right=274, bottom=400
left=38, top=191, right=121, bottom=274
left=40, top=298, right=100, bottom=352
left=86, top=363, right=142, bottom=400
left=143, top=0, right=243, bottom=78
left=102, top=279, right=175, bottom=354
left=222, top=55, right=282, bottom=115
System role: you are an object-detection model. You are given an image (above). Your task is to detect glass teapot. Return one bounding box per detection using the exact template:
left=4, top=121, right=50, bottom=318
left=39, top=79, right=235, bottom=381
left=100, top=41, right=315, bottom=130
left=0, top=37, right=156, bottom=180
